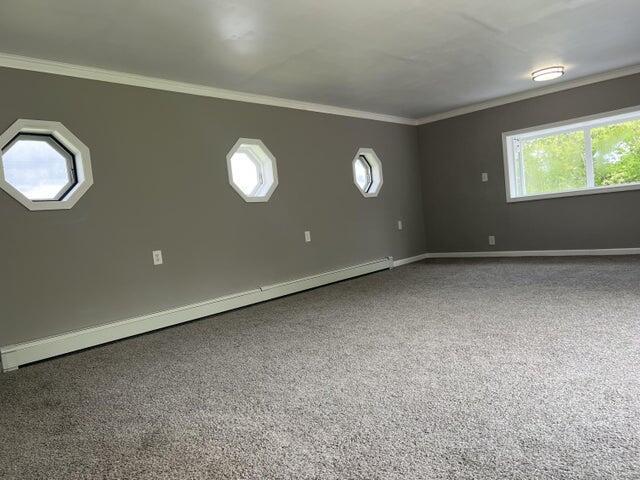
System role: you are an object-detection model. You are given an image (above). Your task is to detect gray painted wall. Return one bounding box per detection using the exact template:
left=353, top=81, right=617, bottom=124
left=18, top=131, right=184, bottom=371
left=0, top=67, right=426, bottom=346
left=418, top=73, right=640, bottom=253
left=4, top=66, right=639, bottom=349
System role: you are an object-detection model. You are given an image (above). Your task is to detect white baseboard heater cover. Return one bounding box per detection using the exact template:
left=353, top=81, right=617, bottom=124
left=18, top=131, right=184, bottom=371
left=0, top=257, right=392, bottom=372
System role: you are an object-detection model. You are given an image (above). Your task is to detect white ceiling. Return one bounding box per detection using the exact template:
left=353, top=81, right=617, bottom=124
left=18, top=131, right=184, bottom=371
left=1, top=0, right=639, bottom=119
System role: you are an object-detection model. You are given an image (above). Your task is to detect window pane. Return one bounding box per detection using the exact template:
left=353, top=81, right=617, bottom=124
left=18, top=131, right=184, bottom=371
left=2, top=135, right=74, bottom=201
left=592, top=119, right=640, bottom=187
left=230, top=152, right=261, bottom=196
left=354, top=157, right=372, bottom=192
left=521, top=130, right=586, bottom=195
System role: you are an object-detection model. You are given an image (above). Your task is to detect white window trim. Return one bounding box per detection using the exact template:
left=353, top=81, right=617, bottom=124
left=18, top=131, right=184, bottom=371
left=352, top=147, right=383, bottom=198
left=226, top=138, right=278, bottom=203
left=502, top=105, right=640, bottom=203
left=0, top=119, right=93, bottom=211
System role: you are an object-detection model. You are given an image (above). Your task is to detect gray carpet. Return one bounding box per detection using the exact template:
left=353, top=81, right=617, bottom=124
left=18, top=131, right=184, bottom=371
left=1, top=257, right=639, bottom=479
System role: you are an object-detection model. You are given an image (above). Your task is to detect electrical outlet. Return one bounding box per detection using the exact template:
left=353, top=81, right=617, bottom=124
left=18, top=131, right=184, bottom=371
left=397, top=220, right=403, bottom=231
left=488, top=235, right=496, bottom=246
left=481, top=172, right=489, bottom=182
left=304, top=231, right=311, bottom=243
left=152, top=250, right=163, bottom=265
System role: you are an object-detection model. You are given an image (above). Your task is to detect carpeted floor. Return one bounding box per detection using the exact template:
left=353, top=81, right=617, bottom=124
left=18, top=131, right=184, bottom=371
left=1, top=257, right=639, bottom=479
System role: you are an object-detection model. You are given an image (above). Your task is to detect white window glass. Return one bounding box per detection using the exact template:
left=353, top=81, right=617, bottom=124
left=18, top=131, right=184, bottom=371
left=2, top=134, right=76, bottom=201
left=354, top=155, right=373, bottom=193
left=229, top=151, right=261, bottom=196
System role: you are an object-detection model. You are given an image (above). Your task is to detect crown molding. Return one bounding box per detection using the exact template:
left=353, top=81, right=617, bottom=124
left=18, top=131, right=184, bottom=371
left=2, top=52, right=639, bottom=128
left=0, top=52, right=416, bottom=125
left=415, top=64, right=640, bottom=125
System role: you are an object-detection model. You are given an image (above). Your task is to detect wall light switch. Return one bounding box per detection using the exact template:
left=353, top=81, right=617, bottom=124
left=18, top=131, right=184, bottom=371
left=304, top=231, right=311, bottom=243
left=152, top=250, right=163, bottom=265
left=397, top=220, right=403, bottom=230
left=481, top=172, right=489, bottom=182
left=488, top=235, right=496, bottom=246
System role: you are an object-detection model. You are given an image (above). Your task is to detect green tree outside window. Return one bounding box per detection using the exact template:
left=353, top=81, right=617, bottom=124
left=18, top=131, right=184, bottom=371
left=516, top=117, right=640, bottom=196
left=592, top=119, right=640, bottom=187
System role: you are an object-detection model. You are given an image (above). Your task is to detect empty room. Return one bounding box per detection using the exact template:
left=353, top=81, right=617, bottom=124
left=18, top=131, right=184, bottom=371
left=1, top=1, right=639, bottom=478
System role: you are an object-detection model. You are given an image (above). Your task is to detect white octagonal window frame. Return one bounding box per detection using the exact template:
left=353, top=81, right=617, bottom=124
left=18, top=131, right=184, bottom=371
left=0, top=119, right=93, bottom=211
left=352, top=147, right=383, bottom=197
left=226, top=138, right=278, bottom=202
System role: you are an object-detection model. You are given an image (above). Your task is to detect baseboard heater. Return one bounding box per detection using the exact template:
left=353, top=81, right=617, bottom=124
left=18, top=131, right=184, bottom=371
left=0, top=257, right=393, bottom=372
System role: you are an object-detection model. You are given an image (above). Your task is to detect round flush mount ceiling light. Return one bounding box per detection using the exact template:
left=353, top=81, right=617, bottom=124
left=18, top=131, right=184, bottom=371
left=532, top=66, right=565, bottom=82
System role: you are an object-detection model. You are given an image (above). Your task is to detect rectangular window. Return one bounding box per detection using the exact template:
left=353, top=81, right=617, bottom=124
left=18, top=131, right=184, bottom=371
left=502, top=106, right=640, bottom=202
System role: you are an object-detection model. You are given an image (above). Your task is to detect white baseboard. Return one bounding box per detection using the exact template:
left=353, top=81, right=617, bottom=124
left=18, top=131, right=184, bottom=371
left=4, top=247, right=638, bottom=372
left=391, top=247, right=640, bottom=267
left=423, top=247, right=640, bottom=258
left=0, top=257, right=392, bottom=372
left=392, top=253, right=431, bottom=267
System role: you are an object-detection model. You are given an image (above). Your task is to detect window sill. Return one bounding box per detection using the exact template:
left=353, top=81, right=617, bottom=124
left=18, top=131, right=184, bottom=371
left=506, top=182, right=640, bottom=203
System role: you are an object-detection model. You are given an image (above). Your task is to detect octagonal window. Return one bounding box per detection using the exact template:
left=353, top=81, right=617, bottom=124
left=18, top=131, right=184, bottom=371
left=0, top=119, right=93, bottom=211
left=352, top=148, right=383, bottom=197
left=226, top=138, right=278, bottom=202
left=3, top=134, right=77, bottom=201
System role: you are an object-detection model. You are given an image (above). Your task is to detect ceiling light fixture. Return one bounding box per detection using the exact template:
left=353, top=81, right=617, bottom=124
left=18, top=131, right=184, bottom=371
left=531, top=66, right=565, bottom=82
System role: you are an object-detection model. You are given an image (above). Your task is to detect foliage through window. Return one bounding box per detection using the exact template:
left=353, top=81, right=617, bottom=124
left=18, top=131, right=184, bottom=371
left=592, top=120, right=640, bottom=187
left=504, top=109, right=640, bottom=201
